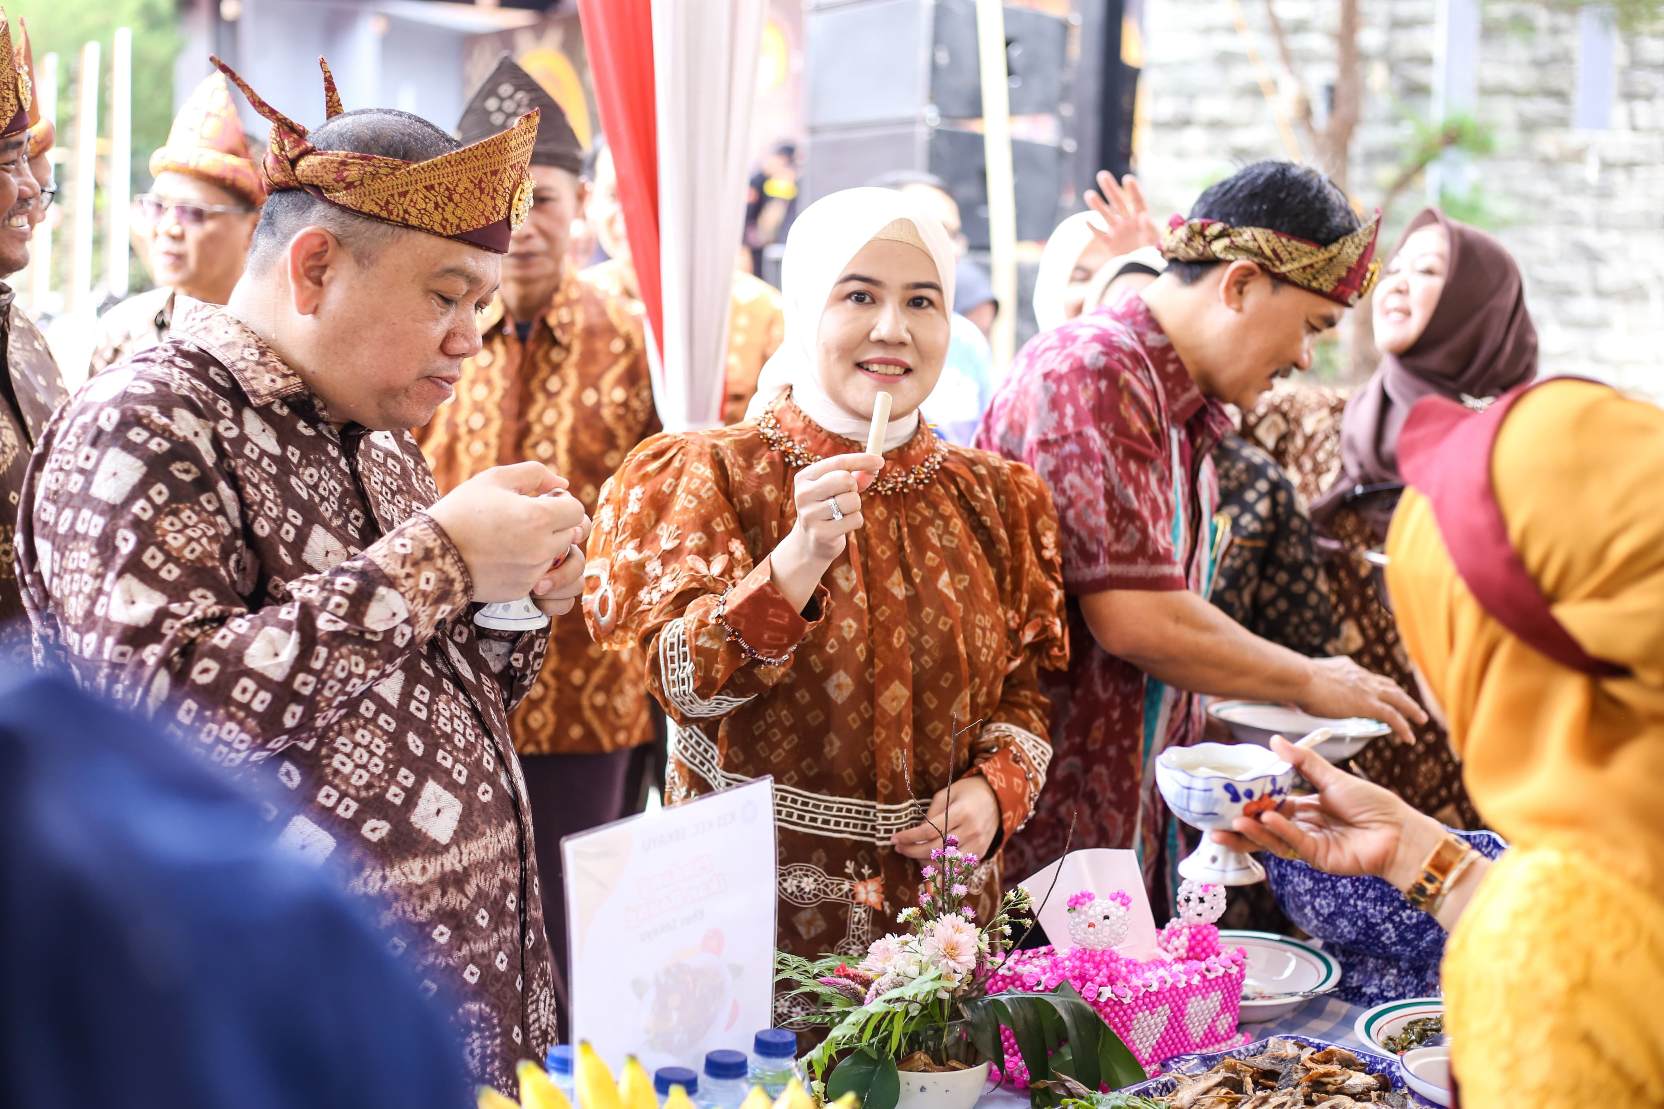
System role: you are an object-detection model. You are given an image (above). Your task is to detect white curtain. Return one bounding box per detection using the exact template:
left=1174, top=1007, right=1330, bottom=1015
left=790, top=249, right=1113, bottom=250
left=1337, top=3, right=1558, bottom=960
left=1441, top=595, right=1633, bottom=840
left=651, top=0, right=767, bottom=432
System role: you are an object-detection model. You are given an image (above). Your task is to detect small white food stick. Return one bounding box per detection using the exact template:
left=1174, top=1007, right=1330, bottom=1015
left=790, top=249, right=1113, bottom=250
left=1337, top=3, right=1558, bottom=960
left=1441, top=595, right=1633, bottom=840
left=866, top=390, right=893, bottom=457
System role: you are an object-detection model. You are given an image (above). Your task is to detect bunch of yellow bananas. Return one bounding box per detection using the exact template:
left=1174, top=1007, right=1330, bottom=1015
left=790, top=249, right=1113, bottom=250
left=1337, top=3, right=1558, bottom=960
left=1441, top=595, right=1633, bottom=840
left=477, top=1043, right=857, bottom=1109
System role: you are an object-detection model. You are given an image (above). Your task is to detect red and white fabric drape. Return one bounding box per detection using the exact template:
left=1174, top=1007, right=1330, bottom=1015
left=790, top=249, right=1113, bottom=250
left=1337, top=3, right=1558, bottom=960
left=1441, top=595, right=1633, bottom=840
left=578, top=0, right=766, bottom=433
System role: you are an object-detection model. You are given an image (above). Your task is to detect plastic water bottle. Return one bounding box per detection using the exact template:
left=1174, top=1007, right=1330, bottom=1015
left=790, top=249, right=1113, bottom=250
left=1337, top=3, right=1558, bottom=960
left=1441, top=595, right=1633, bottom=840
left=701, top=1050, right=750, bottom=1109
left=749, top=1029, right=799, bottom=1098
left=655, top=1066, right=700, bottom=1102
left=546, top=1044, right=576, bottom=1103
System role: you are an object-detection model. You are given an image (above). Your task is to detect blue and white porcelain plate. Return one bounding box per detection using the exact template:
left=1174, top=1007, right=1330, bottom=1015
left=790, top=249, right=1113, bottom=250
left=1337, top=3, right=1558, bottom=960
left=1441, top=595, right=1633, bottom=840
left=1116, top=1034, right=1433, bottom=1105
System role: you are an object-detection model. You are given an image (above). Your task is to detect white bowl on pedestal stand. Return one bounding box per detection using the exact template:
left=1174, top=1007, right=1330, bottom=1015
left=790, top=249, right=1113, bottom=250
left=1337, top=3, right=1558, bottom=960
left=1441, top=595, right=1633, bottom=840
left=1155, top=743, right=1298, bottom=887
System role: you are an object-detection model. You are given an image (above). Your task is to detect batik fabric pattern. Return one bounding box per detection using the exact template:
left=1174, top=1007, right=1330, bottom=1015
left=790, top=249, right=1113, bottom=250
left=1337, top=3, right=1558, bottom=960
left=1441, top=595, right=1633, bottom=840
left=419, top=272, right=661, bottom=757
left=87, top=286, right=175, bottom=378
left=1211, top=431, right=1338, bottom=658
left=1241, top=384, right=1479, bottom=827
left=17, top=307, right=558, bottom=1094
left=213, top=57, right=536, bottom=252
left=583, top=396, right=1066, bottom=995
left=1161, top=212, right=1382, bottom=307
left=0, top=283, right=67, bottom=659
left=974, top=295, right=1235, bottom=903
left=583, top=259, right=785, bottom=425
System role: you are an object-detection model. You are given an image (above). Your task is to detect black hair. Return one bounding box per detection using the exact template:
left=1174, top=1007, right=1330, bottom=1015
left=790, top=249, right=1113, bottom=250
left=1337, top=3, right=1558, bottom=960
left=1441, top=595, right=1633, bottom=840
left=1166, top=160, right=1361, bottom=285
left=246, top=108, right=460, bottom=271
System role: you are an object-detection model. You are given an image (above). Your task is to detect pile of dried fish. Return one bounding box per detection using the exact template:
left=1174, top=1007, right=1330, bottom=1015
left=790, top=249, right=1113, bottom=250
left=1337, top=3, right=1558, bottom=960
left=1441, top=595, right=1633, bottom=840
left=1162, top=1038, right=1411, bottom=1108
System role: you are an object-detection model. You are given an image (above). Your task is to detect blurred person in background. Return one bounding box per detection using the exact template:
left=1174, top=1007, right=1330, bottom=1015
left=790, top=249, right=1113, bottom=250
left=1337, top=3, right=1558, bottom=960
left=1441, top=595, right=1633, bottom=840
left=743, top=139, right=800, bottom=275
left=88, top=72, right=264, bottom=376
left=2, top=668, right=472, bottom=1109
left=0, top=13, right=66, bottom=660
left=585, top=137, right=785, bottom=425
left=1031, top=171, right=1164, bottom=333
left=416, top=56, right=660, bottom=1030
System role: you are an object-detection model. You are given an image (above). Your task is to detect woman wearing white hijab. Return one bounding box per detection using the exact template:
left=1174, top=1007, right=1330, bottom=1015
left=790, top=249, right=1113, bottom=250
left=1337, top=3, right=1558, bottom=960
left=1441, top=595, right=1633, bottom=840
left=586, top=187, right=1067, bottom=961
left=1031, top=173, right=1165, bottom=332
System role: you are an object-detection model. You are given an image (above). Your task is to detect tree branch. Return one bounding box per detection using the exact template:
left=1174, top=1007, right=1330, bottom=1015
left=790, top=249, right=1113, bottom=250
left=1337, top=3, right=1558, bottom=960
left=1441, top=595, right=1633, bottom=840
left=1378, top=123, right=1466, bottom=219
left=1260, top=0, right=1319, bottom=150
left=1323, top=0, right=1364, bottom=190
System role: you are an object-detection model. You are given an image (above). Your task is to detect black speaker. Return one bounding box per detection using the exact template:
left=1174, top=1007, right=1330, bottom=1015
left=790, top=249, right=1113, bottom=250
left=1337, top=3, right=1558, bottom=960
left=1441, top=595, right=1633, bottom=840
left=805, top=123, right=1062, bottom=250
left=805, top=0, right=1069, bottom=127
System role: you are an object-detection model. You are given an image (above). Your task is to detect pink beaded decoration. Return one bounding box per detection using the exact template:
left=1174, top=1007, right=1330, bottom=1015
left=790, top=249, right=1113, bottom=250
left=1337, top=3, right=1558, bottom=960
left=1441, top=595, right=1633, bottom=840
left=1065, top=889, right=1132, bottom=950
left=986, top=886, right=1248, bottom=1081
left=1159, top=881, right=1228, bottom=961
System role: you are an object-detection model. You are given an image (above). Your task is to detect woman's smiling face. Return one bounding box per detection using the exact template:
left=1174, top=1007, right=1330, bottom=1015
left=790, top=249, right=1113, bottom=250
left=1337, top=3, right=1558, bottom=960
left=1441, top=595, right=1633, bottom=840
left=814, top=235, right=949, bottom=421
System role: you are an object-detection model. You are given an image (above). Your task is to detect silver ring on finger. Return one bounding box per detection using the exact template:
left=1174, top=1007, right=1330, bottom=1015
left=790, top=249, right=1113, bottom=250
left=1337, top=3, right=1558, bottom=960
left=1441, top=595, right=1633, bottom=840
left=825, top=497, right=845, bottom=522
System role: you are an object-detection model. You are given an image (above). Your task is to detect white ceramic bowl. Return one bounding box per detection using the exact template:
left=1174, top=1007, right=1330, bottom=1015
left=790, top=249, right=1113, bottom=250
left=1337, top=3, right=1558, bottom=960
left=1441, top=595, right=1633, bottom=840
left=1400, top=1046, right=1453, bottom=1107
left=1156, top=743, right=1298, bottom=886
left=1354, top=997, right=1444, bottom=1057
left=1207, top=701, right=1389, bottom=762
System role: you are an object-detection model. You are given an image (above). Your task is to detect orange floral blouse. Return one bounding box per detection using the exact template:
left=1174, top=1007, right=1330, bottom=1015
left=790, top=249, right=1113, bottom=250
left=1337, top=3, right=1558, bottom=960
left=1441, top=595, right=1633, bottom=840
left=583, top=395, right=1067, bottom=990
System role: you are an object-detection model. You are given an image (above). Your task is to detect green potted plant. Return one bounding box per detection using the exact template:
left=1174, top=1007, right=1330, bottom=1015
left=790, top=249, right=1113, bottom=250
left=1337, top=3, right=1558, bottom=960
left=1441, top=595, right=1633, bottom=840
left=776, top=833, right=1143, bottom=1109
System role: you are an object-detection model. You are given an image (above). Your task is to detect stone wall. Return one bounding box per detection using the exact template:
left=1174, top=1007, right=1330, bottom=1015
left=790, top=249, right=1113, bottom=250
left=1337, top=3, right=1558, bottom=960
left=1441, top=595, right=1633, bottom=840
left=1130, top=0, right=1664, bottom=398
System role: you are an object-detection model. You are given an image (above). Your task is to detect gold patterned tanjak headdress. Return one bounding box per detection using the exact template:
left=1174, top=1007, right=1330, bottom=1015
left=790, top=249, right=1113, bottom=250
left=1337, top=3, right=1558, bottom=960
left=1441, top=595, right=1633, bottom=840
left=211, top=56, right=538, bottom=253
left=14, top=16, right=50, bottom=157
left=0, top=9, right=33, bottom=142
left=1162, top=210, right=1383, bottom=307
left=151, top=73, right=265, bottom=207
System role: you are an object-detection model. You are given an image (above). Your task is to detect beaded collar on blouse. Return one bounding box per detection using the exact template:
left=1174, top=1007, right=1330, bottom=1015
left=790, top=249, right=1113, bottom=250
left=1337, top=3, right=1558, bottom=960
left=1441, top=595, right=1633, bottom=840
left=757, top=392, right=947, bottom=495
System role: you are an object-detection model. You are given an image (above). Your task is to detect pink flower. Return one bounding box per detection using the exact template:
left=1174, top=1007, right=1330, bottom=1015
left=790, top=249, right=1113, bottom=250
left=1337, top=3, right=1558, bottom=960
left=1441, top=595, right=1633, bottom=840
left=921, top=866, right=937, bottom=880
left=861, top=934, right=907, bottom=976
left=951, top=883, right=969, bottom=898
left=922, top=914, right=979, bottom=978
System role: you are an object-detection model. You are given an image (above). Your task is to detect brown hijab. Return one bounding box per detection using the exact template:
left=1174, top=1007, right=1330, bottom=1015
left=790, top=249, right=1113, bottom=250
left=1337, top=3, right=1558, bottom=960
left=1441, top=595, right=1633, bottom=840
left=1313, top=208, right=1537, bottom=521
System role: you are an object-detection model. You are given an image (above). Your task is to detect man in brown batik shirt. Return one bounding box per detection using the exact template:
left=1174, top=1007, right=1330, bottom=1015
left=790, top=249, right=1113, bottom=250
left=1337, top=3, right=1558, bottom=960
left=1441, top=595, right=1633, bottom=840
left=418, top=56, right=661, bottom=1024
left=18, top=60, right=585, bottom=1095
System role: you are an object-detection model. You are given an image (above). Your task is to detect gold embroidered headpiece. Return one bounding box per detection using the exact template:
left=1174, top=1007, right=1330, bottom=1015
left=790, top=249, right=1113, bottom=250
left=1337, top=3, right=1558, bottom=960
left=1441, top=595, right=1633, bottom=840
left=14, top=16, right=49, bottom=157
left=0, top=9, right=32, bottom=141
left=1162, top=210, right=1383, bottom=307
left=211, top=56, right=538, bottom=253
left=151, top=73, right=265, bottom=207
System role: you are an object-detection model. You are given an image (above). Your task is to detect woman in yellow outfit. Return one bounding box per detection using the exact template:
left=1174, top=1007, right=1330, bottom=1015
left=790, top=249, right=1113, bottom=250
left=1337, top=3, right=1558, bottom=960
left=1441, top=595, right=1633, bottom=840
left=1216, top=377, right=1664, bottom=1106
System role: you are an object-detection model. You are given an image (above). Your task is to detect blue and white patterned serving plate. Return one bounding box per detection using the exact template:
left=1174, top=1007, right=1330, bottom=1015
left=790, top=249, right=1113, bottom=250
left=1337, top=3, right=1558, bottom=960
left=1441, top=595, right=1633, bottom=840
left=1116, top=1034, right=1432, bottom=1106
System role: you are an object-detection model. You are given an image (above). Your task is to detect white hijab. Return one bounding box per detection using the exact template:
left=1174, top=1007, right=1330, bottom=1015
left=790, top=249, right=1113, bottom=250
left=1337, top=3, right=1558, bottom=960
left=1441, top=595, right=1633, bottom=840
left=745, top=187, right=958, bottom=448
left=1031, top=211, right=1103, bottom=333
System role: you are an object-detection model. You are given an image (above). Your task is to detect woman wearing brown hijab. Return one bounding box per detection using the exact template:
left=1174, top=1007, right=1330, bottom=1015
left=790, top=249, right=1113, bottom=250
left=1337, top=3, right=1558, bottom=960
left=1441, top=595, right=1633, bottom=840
left=1240, top=208, right=1537, bottom=826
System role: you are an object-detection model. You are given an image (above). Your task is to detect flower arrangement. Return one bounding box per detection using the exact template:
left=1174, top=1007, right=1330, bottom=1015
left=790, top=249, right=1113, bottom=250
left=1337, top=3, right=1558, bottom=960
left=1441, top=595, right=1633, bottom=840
left=776, top=835, right=1143, bottom=1109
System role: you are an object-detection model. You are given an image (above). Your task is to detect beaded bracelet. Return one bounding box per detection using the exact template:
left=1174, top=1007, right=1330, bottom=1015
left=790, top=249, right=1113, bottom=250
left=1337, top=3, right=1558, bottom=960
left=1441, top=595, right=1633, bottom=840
left=1403, top=833, right=1479, bottom=914
left=713, top=587, right=796, bottom=667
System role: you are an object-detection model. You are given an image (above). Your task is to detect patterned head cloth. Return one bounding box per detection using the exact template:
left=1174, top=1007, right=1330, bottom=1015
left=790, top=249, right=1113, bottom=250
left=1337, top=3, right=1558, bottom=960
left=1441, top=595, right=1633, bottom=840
left=212, top=56, right=539, bottom=254
left=456, top=54, right=581, bottom=174
left=1161, top=209, right=1383, bottom=307
left=149, top=72, right=266, bottom=207
left=14, top=17, right=50, bottom=157
left=0, top=9, right=33, bottom=141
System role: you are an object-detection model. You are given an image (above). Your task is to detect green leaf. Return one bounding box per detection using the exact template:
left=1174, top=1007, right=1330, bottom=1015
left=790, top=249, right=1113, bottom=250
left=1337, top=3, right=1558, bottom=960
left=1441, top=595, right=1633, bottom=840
left=828, top=1050, right=900, bottom=1109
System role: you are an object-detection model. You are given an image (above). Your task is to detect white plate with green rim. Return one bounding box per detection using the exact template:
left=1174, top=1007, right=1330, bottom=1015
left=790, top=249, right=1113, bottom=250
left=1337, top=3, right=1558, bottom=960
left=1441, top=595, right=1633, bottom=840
left=1354, top=996, right=1445, bottom=1057
left=1220, top=930, right=1342, bottom=1024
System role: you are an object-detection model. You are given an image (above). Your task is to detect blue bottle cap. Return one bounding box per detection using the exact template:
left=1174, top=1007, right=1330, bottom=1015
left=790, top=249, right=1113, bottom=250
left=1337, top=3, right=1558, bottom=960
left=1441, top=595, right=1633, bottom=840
left=704, top=1049, right=749, bottom=1080
left=753, top=1028, right=797, bottom=1058
left=654, top=1067, right=700, bottom=1097
left=546, top=1044, right=574, bottom=1077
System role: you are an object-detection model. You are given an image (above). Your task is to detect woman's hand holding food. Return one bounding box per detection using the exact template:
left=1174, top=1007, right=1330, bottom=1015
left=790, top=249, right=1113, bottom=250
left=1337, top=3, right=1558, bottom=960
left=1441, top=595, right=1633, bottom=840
left=1211, top=736, right=1444, bottom=890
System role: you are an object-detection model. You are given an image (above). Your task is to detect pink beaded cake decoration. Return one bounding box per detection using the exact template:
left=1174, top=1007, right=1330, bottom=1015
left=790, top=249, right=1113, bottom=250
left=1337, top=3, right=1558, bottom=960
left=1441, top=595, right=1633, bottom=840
left=985, top=879, right=1249, bottom=1078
